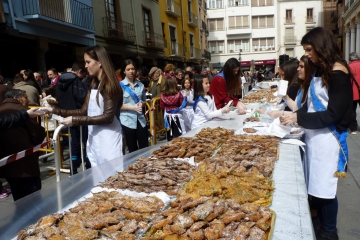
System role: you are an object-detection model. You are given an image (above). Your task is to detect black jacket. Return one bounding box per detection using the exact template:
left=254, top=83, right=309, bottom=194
left=0, top=110, right=29, bottom=132
left=56, top=73, right=88, bottom=110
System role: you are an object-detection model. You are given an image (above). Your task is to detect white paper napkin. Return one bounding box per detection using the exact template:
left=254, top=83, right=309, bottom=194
left=266, top=117, right=292, bottom=138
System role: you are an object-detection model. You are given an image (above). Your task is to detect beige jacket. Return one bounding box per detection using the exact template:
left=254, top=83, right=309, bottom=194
left=14, top=81, right=40, bottom=106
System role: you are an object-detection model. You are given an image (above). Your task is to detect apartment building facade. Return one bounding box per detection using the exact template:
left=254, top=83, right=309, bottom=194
left=0, top=0, right=95, bottom=77
left=93, top=0, right=164, bottom=71
left=342, top=0, right=360, bottom=62
left=206, top=0, right=277, bottom=72
left=159, top=0, right=211, bottom=69
left=277, top=0, right=323, bottom=61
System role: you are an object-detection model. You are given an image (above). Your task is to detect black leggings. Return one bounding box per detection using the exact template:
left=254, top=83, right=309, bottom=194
left=6, top=176, right=41, bottom=201
left=121, top=120, right=149, bottom=153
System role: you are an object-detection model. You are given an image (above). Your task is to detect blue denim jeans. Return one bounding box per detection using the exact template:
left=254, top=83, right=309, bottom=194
left=310, top=195, right=338, bottom=232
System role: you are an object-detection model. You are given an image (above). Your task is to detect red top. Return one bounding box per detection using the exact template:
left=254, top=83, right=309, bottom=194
left=160, top=92, right=184, bottom=111
left=349, top=60, right=360, bottom=100
left=209, top=75, right=239, bottom=109
left=50, top=75, right=60, bottom=86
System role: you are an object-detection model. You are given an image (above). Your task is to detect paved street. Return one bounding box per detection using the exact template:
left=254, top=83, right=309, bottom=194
left=1, top=117, right=360, bottom=239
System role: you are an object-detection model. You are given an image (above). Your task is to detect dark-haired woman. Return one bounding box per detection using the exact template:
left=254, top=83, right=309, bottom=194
left=23, top=69, right=41, bottom=95
left=41, top=45, right=123, bottom=166
left=120, top=59, right=148, bottom=153
left=282, top=27, right=352, bottom=239
left=209, top=58, right=246, bottom=114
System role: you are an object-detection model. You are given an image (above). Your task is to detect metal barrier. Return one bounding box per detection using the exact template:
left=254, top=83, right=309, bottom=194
left=149, top=97, right=166, bottom=145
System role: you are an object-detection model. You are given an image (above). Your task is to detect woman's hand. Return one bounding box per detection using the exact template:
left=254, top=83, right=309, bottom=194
left=221, top=106, right=230, bottom=114
left=27, top=108, right=45, bottom=118
left=280, top=112, right=297, bottom=126
left=268, top=110, right=282, bottom=119
left=132, top=104, right=142, bottom=114
left=39, top=107, right=54, bottom=114
left=236, top=101, right=247, bottom=114
left=59, top=116, right=73, bottom=127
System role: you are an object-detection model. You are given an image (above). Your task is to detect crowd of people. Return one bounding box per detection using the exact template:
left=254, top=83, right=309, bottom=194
left=0, top=27, right=360, bottom=240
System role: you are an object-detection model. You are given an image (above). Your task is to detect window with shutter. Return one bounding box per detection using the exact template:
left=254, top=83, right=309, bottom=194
left=266, top=0, right=273, bottom=6
left=286, top=10, right=292, bottom=23
left=252, top=38, right=259, bottom=50
left=236, top=16, right=242, bottom=28
left=235, top=40, right=241, bottom=51
left=285, top=48, right=293, bottom=57
left=169, top=26, right=176, bottom=40
left=267, top=38, right=274, bottom=49
left=251, top=0, right=257, bottom=7
left=243, top=39, right=250, bottom=51
left=260, top=38, right=266, bottom=50
left=229, top=17, right=235, bottom=29
left=259, top=0, right=265, bottom=6
left=259, top=16, right=266, bottom=28
left=285, top=28, right=294, bottom=42
left=228, top=40, right=234, bottom=52
left=252, top=17, right=258, bottom=28
left=243, top=16, right=249, bottom=27
left=209, top=19, right=215, bottom=31
left=267, top=15, right=274, bottom=27
left=218, top=41, right=224, bottom=52
left=217, top=18, right=224, bottom=30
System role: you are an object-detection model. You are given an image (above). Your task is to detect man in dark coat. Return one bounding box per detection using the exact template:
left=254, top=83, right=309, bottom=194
left=56, top=61, right=91, bottom=174
left=0, top=89, right=46, bottom=200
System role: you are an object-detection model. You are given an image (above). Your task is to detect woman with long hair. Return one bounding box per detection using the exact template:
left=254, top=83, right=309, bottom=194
left=282, top=27, right=352, bottom=239
left=41, top=45, right=123, bottom=166
left=120, top=59, right=148, bottom=153
left=209, top=58, right=246, bottom=113
left=23, top=69, right=41, bottom=94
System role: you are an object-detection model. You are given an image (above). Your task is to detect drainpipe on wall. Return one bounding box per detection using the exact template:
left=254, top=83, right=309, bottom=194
left=130, top=0, right=140, bottom=58
left=7, top=0, right=16, bottom=29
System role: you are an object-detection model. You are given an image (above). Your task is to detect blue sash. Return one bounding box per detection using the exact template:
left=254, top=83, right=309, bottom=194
left=164, top=97, right=187, bottom=130
left=297, top=89, right=303, bottom=109
left=193, top=96, right=208, bottom=111
left=215, top=72, right=225, bottom=79
left=120, top=82, right=139, bottom=103
left=309, top=71, right=348, bottom=177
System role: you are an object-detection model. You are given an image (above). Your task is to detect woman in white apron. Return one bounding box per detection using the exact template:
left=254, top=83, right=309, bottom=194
left=282, top=27, right=352, bottom=240
left=180, top=75, right=194, bottom=132
left=41, top=45, right=123, bottom=167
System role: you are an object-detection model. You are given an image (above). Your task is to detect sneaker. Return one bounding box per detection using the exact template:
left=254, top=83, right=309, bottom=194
left=316, top=228, right=339, bottom=240
left=351, top=131, right=357, bottom=135
left=0, top=192, right=9, bottom=199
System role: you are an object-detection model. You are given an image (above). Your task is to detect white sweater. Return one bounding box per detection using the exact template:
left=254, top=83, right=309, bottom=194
left=191, top=95, right=223, bottom=129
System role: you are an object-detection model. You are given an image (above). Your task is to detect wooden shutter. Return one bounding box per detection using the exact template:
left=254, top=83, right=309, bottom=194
left=229, top=17, right=235, bottom=29
left=267, top=15, right=274, bottom=27
left=243, top=16, right=249, bottom=27
left=260, top=38, right=266, bottom=47
left=236, top=16, right=242, bottom=28
left=217, top=18, right=224, bottom=30
left=252, top=17, right=258, bottom=28
left=251, top=0, right=257, bottom=7
left=259, top=0, right=265, bottom=6
left=259, top=16, right=266, bottom=28
left=209, top=19, right=215, bottom=31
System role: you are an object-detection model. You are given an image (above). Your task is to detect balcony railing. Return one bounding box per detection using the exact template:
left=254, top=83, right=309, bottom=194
left=143, top=32, right=165, bottom=49
left=166, top=0, right=181, bottom=18
left=252, top=45, right=275, bottom=51
left=284, top=36, right=296, bottom=43
left=21, top=0, right=94, bottom=30
left=251, top=0, right=274, bottom=7
left=103, top=17, right=136, bottom=43
left=203, top=50, right=211, bottom=60
left=285, top=17, right=294, bottom=24
left=189, top=46, right=202, bottom=59
left=169, top=41, right=185, bottom=57
left=253, top=24, right=274, bottom=28
left=200, top=20, right=207, bottom=32
left=210, top=48, right=224, bottom=54
left=228, top=0, right=249, bottom=6
left=228, top=25, right=250, bottom=29
left=306, top=15, right=315, bottom=23
left=188, top=13, right=198, bottom=28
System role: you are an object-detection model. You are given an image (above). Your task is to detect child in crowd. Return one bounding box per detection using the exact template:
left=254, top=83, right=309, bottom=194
left=180, top=76, right=194, bottom=132
left=160, top=77, right=187, bottom=140
left=192, top=75, right=230, bottom=130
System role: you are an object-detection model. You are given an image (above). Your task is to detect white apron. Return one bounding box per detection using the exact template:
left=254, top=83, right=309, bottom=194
left=304, top=77, right=339, bottom=199
left=87, top=90, right=122, bottom=166
left=164, top=111, right=186, bottom=136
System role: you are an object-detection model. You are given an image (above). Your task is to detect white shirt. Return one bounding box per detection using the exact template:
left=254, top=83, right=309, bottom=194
left=191, top=95, right=223, bottom=129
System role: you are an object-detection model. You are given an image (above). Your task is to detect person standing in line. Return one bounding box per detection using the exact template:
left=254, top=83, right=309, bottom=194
left=55, top=61, right=91, bottom=174
left=175, top=68, right=184, bottom=85
left=120, top=59, right=149, bottom=153
left=209, top=58, right=247, bottom=114
left=13, top=75, right=40, bottom=106
left=348, top=52, right=360, bottom=134
left=180, top=75, right=194, bottom=132
left=22, top=69, right=41, bottom=94
left=282, top=27, right=352, bottom=240
left=164, top=64, right=176, bottom=81
left=41, top=45, right=123, bottom=167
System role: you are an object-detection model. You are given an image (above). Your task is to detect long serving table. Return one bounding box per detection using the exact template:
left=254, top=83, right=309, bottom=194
left=0, top=115, right=315, bottom=239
